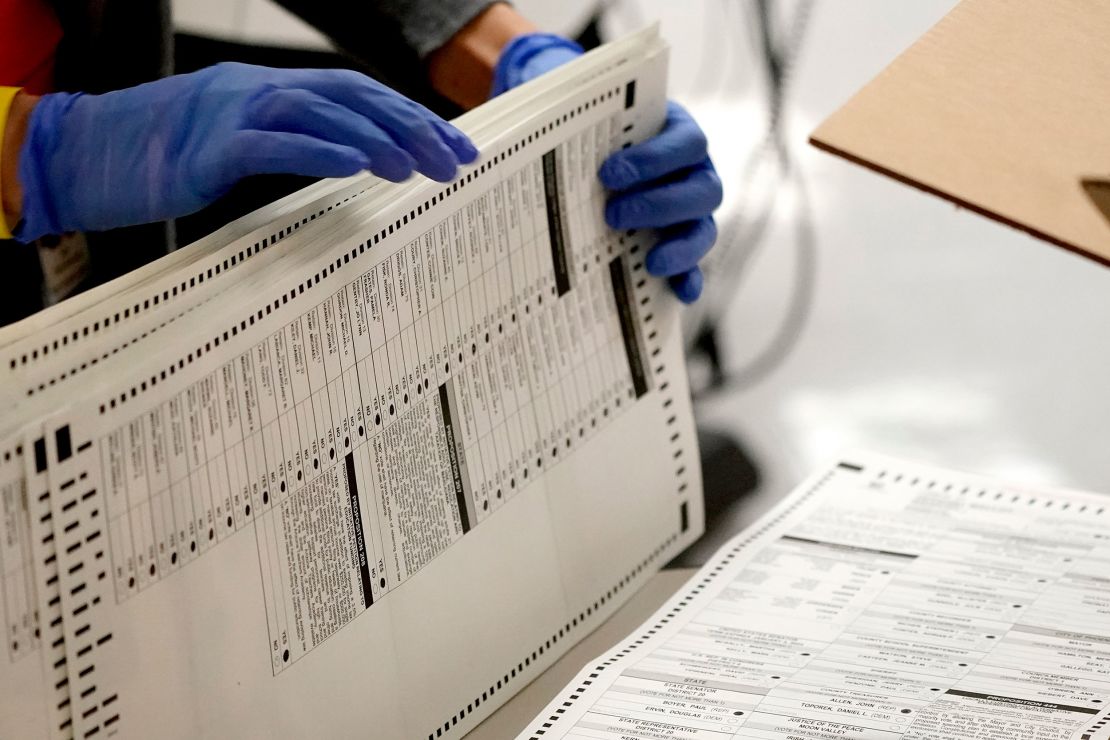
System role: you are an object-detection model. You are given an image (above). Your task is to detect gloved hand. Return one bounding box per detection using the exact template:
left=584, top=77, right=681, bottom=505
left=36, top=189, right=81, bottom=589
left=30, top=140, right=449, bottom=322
left=15, top=62, right=478, bottom=242
left=492, top=34, right=722, bottom=303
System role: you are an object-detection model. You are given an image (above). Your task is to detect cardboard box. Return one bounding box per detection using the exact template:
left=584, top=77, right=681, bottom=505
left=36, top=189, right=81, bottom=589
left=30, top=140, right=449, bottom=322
left=810, top=0, right=1110, bottom=268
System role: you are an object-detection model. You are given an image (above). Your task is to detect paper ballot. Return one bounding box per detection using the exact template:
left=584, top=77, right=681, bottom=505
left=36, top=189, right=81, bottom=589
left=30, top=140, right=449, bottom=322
left=0, top=27, right=706, bottom=739
left=520, top=454, right=1110, bottom=740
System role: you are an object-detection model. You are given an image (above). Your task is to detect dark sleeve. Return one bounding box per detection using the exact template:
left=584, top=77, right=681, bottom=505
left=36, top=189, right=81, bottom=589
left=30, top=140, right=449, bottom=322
left=271, top=0, right=500, bottom=114
left=330, top=0, right=502, bottom=58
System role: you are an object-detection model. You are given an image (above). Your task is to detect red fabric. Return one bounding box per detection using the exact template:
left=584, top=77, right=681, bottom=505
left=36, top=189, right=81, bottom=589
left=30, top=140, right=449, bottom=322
left=0, top=0, right=63, bottom=93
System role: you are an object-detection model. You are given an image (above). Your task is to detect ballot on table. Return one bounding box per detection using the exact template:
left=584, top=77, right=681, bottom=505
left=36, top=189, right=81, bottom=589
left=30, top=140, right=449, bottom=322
left=0, top=27, right=706, bottom=739
left=520, top=453, right=1110, bottom=740
left=810, top=0, right=1110, bottom=268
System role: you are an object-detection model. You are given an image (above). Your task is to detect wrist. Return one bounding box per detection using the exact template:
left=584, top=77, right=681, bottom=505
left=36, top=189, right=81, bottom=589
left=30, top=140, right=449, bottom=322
left=427, top=3, right=537, bottom=110
left=14, top=92, right=83, bottom=242
left=490, top=34, right=584, bottom=98
left=1, top=91, right=37, bottom=236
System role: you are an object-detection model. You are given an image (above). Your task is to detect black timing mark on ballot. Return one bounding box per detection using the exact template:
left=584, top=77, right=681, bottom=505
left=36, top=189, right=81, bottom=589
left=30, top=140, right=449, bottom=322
left=55, top=425, right=72, bottom=462
left=608, top=258, right=649, bottom=398
left=542, top=149, right=572, bottom=296
left=34, top=436, right=47, bottom=473
left=439, top=382, right=472, bottom=533
left=344, top=452, right=373, bottom=609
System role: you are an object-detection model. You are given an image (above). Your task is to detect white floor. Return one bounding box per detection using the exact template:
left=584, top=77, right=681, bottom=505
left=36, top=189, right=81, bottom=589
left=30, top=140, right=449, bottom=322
left=599, top=1, right=1110, bottom=561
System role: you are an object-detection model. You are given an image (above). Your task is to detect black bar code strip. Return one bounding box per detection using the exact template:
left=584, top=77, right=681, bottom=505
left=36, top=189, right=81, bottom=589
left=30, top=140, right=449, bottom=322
left=439, top=382, right=471, bottom=533
left=542, top=149, right=571, bottom=297
left=344, top=453, right=373, bottom=609
left=609, top=258, right=649, bottom=398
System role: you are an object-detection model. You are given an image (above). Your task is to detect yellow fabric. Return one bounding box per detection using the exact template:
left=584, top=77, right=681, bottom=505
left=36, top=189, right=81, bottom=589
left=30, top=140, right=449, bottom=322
left=0, top=86, right=22, bottom=239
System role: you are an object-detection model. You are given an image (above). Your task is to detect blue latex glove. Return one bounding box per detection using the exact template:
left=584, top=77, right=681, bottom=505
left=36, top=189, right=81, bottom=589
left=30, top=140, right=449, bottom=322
left=492, top=35, right=722, bottom=303
left=15, top=62, right=478, bottom=242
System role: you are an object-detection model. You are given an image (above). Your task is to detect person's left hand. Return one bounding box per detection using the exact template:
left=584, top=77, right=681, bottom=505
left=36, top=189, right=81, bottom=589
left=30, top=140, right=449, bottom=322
left=492, top=34, right=722, bottom=303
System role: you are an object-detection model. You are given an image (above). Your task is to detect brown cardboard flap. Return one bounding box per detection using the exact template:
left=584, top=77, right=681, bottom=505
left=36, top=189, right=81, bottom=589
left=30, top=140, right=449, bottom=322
left=810, top=0, right=1110, bottom=268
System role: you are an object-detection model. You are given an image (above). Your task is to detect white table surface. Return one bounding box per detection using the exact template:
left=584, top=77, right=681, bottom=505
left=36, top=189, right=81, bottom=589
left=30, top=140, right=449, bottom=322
left=466, top=568, right=696, bottom=739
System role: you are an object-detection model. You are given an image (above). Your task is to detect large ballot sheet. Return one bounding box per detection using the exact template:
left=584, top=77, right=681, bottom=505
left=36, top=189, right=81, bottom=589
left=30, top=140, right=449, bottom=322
left=523, top=453, right=1110, bottom=740
left=0, top=28, right=705, bottom=739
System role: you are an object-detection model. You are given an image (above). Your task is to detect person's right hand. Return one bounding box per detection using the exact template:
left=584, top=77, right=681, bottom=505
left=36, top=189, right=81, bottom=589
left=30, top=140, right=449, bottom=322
left=12, top=62, right=478, bottom=242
